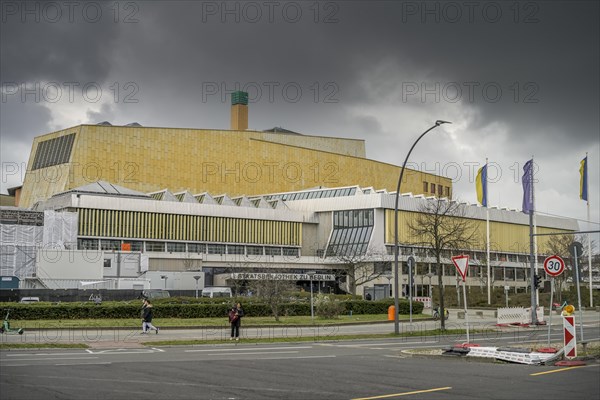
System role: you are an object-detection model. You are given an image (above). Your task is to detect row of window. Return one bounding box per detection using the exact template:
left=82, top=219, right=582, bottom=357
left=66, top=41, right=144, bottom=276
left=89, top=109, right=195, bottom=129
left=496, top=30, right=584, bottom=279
left=264, top=187, right=357, bottom=202
left=32, top=133, right=75, bottom=170
left=388, top=246, right=549, bottom=264
left=333, top=209, right=374, bottom=228
left=78, top=209, right=301, bottom=245
left=77, top=238, right=300, bottom=257
left=423, top=181, right=451, bottom=198
left=399, top=263, right=546, bottom=281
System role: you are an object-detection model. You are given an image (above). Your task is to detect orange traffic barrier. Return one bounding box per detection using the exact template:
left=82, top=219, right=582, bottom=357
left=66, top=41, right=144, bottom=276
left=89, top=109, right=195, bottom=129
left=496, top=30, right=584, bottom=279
left=388, top=305, right=396, bottom=321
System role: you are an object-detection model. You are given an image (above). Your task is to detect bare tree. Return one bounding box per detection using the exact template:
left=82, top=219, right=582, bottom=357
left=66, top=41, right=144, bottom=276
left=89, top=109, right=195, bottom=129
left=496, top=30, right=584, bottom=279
left=225, top=263, right=254, bottom=296
left=248, top=275, right=296, bottom=322
left=182, top=253, right=202, bottom=271
left=543, top=234, right=595, bottom=301
left=331, top=248, right=388, bottom=295
left=407, top=198, right=478, bottom=330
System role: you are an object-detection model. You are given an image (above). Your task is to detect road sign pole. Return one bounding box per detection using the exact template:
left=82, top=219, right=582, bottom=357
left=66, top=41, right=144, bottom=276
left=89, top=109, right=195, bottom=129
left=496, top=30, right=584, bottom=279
left=408, top=256, right=414, bottom=324
left=573, top=247, right=584, bottom=342
left=451, top=255, right=470, bottom=343
left=547, top=277, right=554, bottom=346
left=463, top=279, right=469, bottom=343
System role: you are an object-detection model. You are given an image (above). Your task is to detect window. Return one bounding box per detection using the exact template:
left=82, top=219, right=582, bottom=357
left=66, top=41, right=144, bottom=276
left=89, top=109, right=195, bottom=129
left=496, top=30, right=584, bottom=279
left=430, top=183, right=436, bottom=194
left=188, top=243, right=206, bottom=253
left=100, top=240, right=120, bottom=251
left=445, top=186, right=450, bottom=197
left=374, top=261, right=392, bottom=275
left=423, top=181, right=428, bottom=193
left=282, top=247, right=299, bottom=257
left=122, top=241, right=143, bottom=252
left=246, top=246, right=263, bottom=255
left=208, top=244, right=225, bottom=254
left=438, top=185, right=443, bottom=196
left=326, top=209, right=374, bottom=257
left=167, top=242, right=186, bottom=252
left=227, top=245, right=244, bottom=255
left=103, top=259, right=111, bottom=268
left=265, top=247, right=282, bottom=256
left=78, top=238, right=98, bottom=250
left=32, top=133, right=76, bottom=170
left=146, top=242, right=165, bottom=252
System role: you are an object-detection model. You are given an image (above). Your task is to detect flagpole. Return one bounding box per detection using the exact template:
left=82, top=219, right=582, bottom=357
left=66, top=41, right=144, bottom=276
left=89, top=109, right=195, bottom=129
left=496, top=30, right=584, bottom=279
left=485, top=158, right=491, bottom=305
left=534, top=207, right=539, bottom=306
left=586, top=153, right=593, bottom=308
left=528, top=157, right=538, bottom=324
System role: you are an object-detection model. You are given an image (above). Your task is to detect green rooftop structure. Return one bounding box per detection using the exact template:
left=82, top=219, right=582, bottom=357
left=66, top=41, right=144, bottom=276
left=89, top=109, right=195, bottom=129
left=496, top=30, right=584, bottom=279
left=231, top=91, right=248, bottom=105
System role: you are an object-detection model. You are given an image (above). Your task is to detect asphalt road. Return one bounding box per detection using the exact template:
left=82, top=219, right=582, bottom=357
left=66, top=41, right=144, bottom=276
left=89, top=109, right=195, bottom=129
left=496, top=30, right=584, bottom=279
left=1, top=339, right=599, bottom=400
left=1, top=311, right=599, bottom=399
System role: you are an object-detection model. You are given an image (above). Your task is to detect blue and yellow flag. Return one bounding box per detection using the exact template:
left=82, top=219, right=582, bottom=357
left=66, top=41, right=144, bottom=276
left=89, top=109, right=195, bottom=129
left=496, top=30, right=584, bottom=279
left=522, top=159, right=534, bottom=214
left=580, top=156, right=588, bottom=201
left=476, top=164, right=487, bottom=207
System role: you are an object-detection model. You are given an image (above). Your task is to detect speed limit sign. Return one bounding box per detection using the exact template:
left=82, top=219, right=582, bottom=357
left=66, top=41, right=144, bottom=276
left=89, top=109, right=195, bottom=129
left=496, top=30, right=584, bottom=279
left=543, top=255, right=565, bottom=277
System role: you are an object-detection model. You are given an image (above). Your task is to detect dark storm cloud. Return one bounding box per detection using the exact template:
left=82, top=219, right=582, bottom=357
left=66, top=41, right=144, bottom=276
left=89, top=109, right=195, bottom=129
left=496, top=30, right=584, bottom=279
left=1, top=0, right=598, bottom=226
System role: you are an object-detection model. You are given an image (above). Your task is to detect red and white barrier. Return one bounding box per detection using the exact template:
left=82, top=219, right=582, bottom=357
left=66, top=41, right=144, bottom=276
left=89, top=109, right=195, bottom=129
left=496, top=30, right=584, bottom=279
left=563, top=316, right=577, bottom=359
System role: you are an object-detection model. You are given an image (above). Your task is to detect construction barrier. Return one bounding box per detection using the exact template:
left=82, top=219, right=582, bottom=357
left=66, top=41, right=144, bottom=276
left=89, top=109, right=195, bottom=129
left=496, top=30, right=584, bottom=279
left=497, top=306, right=544, bottom=325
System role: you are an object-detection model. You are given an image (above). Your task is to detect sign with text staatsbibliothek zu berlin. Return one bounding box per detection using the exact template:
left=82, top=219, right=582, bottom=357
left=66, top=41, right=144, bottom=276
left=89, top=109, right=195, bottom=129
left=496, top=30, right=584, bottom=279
left=451, top=255, right=469, bottom=282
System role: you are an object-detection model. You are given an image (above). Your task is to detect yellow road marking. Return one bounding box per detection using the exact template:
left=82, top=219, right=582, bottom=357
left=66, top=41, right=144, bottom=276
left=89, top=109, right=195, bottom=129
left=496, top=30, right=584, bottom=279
left=351, top=386, right=452, bottom=400
left=530, top=366, right=589, bottom=376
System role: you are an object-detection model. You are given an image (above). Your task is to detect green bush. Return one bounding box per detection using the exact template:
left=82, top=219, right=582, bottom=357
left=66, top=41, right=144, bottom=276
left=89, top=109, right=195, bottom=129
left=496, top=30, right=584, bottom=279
left=0, top=298, right=423, bottom=320
left=315, top=294, right=345, bottom=319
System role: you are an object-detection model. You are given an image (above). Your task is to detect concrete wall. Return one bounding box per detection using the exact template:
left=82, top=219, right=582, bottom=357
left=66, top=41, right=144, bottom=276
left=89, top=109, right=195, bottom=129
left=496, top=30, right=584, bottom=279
left=36, top=249, right=103, bottom=280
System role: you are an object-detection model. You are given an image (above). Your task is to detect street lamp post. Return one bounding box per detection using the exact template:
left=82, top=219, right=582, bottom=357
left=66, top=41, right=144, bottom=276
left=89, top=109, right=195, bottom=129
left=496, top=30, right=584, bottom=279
left=193, top=275, right=201, bottom=299
left=393, top=120, right=451, bottom=334
left=307, top=271, right=316, bottom=323
left=426, top=272, right=435, bottom=299
left=385, top=274, right=393, bottom=298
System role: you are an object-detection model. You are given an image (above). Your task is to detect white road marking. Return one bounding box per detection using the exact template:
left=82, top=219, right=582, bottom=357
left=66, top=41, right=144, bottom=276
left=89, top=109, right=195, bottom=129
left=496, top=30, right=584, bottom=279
left=54, top=362, right=112, bottom=366
left=6, top=352, right=88, bottom=357
left=185, top=346, right=312, bottom=352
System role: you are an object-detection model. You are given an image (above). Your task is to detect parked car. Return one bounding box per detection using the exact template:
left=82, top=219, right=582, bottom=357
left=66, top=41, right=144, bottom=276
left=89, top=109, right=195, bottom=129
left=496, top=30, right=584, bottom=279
left=140, top=289, right=170, bottom=300
left=19, top=297, right=40, bottom=304
left=201, top=287, right=232, bottom=298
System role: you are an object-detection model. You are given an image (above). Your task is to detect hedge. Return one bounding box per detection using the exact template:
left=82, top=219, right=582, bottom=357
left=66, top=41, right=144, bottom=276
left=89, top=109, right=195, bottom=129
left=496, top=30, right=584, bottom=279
left=0, top=299, right=423, bottom=320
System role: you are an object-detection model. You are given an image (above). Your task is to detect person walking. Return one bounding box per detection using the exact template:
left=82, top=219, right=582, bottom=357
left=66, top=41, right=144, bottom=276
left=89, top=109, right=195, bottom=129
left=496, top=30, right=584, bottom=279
left=141, top=299, right=159, bottom=334
left=140, top=298, right=147, bottom=333
left=229, top=302, right=244, bottom=341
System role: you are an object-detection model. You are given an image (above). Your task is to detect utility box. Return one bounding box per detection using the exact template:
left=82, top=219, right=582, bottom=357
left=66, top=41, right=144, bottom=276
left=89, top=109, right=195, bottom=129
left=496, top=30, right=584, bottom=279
left=0, top=276, right=20, bottom=289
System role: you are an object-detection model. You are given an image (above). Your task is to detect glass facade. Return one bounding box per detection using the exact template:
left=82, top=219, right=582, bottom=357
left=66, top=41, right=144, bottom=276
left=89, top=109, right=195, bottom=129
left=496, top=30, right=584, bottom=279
left=263, top=187, right=357, bottom=202
left=326, top=209, right=374, bottom=257
left=32, top=133, right=76, bottom=170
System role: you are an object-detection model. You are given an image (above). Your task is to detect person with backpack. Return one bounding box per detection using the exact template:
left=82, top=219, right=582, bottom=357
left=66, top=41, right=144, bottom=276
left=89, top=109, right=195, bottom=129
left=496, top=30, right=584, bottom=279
left=141, top=299, right=159, bottom=334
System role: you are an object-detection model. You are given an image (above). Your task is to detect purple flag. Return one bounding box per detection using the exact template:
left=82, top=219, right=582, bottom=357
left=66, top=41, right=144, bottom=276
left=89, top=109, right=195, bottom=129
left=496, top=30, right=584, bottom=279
left=522, top=159, right=534, bottom=214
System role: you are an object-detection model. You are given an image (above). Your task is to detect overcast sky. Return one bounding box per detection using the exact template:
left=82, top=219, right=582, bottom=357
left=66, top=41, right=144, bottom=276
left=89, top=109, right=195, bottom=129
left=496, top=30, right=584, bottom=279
left=1, top=1, right=599, bottom=241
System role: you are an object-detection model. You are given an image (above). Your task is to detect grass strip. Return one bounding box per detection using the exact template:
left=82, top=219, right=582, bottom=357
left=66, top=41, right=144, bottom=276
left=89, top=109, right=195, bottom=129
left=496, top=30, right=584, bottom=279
left=9, top=314, right=430, bottom=329
left=0, top=343, right=89, bottom=350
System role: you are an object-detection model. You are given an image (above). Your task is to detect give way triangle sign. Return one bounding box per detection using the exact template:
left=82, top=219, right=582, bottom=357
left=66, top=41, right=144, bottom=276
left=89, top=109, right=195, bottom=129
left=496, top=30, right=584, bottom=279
left=452, top=255, right=470, bottom=282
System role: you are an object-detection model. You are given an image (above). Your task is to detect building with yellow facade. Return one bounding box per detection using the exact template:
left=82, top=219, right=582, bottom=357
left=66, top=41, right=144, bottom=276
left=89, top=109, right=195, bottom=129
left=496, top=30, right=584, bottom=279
left=3, top=92, right=579, bottom=297
left=17, top=92, right=451, bottom=208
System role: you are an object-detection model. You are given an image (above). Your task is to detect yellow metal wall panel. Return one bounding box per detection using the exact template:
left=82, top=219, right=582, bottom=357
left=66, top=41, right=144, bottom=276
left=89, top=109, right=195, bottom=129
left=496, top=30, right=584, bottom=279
left=19, top=125, right=451, bottom=208
left=384, top=209, right=574, bottom=253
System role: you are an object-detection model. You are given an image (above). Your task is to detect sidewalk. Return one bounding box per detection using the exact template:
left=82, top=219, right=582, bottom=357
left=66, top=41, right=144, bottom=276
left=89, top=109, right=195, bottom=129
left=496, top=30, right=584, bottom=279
left=1, top=309, right=597, bottom=349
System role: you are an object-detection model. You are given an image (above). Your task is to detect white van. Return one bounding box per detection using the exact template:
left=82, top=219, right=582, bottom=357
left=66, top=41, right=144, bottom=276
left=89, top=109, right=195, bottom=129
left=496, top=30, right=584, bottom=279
left=201, top=287, right=232, bottom=298
left=19, top=297, right=40, bottom=303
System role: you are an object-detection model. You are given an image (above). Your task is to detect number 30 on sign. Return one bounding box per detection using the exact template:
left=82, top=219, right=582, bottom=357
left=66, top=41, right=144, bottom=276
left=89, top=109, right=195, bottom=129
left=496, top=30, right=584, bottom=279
left=543, top=255, right=565, bottom=277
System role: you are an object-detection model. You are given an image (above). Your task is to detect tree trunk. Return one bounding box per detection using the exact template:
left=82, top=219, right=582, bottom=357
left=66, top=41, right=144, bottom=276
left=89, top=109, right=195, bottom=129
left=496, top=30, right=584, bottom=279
left=437, top=257, right=445, bottom=331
